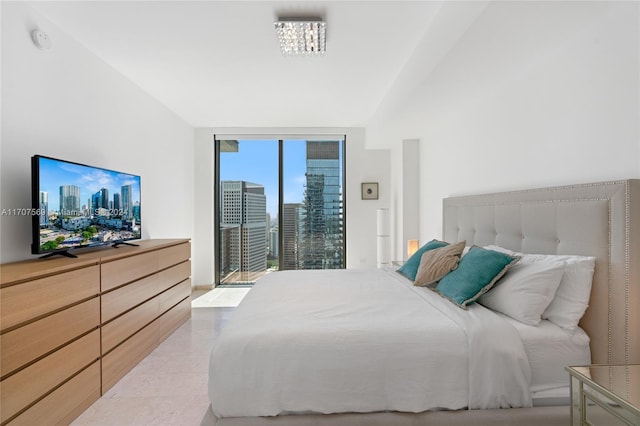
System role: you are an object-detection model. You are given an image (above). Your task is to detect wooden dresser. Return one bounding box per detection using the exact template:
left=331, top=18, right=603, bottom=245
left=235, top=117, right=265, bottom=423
left=0, top=239, right=191, bottom=425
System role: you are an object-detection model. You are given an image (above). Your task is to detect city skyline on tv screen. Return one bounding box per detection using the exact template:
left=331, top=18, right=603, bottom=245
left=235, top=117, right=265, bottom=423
left=35, top=156, right=141, bottom=252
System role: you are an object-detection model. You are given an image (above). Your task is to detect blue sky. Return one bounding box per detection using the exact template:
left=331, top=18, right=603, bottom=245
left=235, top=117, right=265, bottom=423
left=38, top=156, right=141, bottom=211
left=220, top=140, right=308, bottom=217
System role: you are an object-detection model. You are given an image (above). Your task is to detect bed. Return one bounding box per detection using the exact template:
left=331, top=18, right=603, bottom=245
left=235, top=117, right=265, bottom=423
left=207, top=179, right=640, bottom=425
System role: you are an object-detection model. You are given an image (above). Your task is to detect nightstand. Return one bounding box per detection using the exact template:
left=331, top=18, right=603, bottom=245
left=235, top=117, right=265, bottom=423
left=566, top=364, right=640, bottom=426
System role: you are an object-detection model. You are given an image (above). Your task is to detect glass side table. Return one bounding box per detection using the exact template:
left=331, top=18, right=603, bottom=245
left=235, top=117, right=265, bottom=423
left=565, top=364, right=640, bottom=426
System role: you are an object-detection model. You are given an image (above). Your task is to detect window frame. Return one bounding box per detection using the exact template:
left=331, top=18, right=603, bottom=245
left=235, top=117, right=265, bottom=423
left=214, top=135, right=347, bottom=286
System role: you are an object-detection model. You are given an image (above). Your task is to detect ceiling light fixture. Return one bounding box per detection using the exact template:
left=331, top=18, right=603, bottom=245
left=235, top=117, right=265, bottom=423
left=274, top=19, right=326, bottom=56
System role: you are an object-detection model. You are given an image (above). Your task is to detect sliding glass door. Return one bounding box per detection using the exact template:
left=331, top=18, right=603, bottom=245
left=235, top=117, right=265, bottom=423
left=215, top=137, right=345, bottom=285
left=282, top=140, right=343, bottom=270
left=217, top=139, right=278, bottom=285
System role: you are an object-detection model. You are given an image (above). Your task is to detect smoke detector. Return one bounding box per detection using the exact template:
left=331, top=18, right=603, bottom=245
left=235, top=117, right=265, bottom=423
left=31, top=29, right=52, bottom=50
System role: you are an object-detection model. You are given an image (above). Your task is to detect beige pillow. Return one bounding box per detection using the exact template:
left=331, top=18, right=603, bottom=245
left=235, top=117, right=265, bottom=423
left=414, top=240, right=466, bottom=287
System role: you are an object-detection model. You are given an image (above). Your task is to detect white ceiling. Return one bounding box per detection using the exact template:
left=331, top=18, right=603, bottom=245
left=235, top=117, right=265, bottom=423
left=31, top=1, right=444, bottom=128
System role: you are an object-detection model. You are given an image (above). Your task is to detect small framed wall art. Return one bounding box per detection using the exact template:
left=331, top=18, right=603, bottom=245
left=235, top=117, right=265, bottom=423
left=361, top=182, right=379, bottom=200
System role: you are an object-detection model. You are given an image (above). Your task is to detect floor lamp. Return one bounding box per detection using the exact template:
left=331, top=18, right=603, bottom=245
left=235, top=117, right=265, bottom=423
left=377, top=208, right=390, bottom=268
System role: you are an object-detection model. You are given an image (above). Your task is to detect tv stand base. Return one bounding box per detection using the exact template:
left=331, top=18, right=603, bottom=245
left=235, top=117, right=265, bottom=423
left=112, top=241, right=140, bottom=248
left=39, top=250, right=78, bottom=259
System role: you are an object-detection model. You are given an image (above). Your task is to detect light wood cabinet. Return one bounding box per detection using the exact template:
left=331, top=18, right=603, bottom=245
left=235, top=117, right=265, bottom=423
left=0, top=239, right=191, bottom=425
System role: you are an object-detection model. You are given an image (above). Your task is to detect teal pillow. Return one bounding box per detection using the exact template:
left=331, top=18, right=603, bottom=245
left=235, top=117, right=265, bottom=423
left=397, top=239, right=449, bottom=281
left=433, top=246, right=520, bottom=309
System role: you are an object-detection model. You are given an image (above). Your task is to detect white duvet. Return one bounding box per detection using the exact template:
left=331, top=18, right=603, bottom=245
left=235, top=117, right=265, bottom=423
left=209, top=268, right=532, bottom=418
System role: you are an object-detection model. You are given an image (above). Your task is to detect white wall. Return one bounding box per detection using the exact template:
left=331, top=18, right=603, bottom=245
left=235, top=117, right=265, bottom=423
left=399, top=139, right=420, bottom=261
left=192, top=127, right=389, bottom=286
left=193, top=128, right=215, bottom=287
left=346, top=129, right=390, bottom=269
left=368, top=1, right=640, bottom=247
left=0, top=2, right=194, bottom=263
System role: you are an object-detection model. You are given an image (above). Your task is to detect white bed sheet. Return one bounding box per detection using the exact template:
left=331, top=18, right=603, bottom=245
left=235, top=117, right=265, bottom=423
left=498, top=313, right=591, bottom=395
left=209, top=268, right=532, bottom=418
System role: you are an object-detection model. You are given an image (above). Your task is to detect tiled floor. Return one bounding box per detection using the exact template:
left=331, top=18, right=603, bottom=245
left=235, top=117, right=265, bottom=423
left=191, top=287, right=251, bottom=308
left=71, top=302, right=232, bottom=426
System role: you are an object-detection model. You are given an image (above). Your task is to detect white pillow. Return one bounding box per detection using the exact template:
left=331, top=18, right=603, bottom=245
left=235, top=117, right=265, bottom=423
left=484, top=246, right=596, bottom=330
left=478, top=260, right=565, bottom=325
left=520, top=254, right=595, bottom=331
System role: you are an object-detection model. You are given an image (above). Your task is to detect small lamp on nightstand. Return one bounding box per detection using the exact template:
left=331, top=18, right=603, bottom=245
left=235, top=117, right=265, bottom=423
left=407, top=239, right=419, bottom=258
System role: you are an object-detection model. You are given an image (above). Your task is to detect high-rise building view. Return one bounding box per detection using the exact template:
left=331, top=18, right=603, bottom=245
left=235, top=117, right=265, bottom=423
left=218, top=139, right=344, bottom=284
left=220, top=181, right=267, bottom=283
left=113, top=193, right=121, bottom=212
left=282, top=203, right=304, bottom=270
left=269, top=226, right=279, bottom=258
left=59, top=185, right=80, bottom=215
left=39, top=191, right=49, bottom=225
left=301, top=141, right=343, bottom=269
left=121, top=185, right=133, bottom=219
left=132, top=203, right=141, bottom=223
left=91, top=188, right=109, bottom=213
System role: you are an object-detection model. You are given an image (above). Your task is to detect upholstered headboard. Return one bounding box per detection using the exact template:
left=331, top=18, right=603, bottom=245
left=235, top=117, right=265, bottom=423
left=443, top=180, right=639, bottom=365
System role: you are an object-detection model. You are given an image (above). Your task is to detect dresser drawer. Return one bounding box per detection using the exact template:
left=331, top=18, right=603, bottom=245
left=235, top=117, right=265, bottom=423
left=101, top=251, right=158, bottom=292
left=158, top=297, right=191, bottom=342
left=0, top=330, right=99, bottom=423
left=7, top=361, right=100, bottom=426
left=158, top=242, right=190, bottom=270
left=101, top=273, right=159, bottom=322
left=0, top=265, right=99, bottom=331
left=102, top=320, right=160, bottom=393
left=1, top=297, right=99, bottom=377
left=102, top=296, right=159, bottom=354
left=159, top=279, right=191, bottom=314
left=159, top=260, right=190, bottom=292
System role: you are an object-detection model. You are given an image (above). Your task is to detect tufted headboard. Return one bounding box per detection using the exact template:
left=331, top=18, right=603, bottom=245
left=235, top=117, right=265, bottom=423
left=443, top=180, right=640, bottom=365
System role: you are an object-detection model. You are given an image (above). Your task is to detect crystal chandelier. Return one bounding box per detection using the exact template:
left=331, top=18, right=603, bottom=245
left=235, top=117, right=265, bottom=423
left=274, top=19, right=326, bottom=55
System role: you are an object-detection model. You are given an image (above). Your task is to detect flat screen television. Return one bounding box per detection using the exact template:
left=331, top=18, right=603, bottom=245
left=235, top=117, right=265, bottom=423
left=31, top=155, right=141, bottom=258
